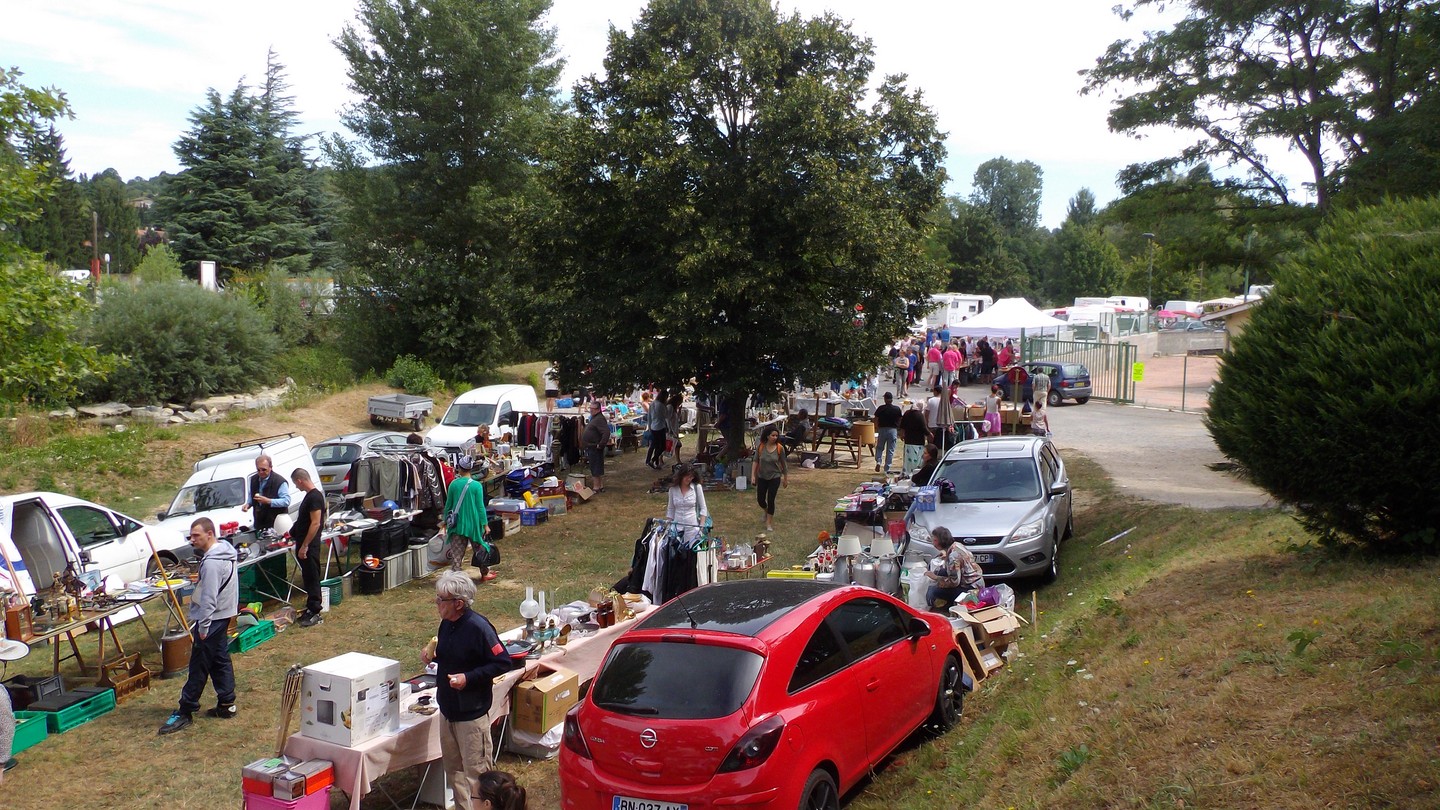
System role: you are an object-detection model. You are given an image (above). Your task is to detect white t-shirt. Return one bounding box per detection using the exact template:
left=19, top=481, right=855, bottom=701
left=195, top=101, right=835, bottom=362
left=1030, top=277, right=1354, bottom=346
left=543, top=367, right=559, bottom=391
left=925, top=396, right=943, bottom=428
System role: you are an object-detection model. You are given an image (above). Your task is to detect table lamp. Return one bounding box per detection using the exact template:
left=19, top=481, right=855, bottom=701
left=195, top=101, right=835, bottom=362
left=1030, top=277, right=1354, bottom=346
left=519, top=586, right=541, bottom=642
left=834, top=534, right=863, bottom=584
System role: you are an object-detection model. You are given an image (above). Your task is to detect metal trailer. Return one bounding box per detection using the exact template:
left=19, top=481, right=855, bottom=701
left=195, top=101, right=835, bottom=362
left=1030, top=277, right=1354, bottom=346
left=367, top=393, right=434, bottom=431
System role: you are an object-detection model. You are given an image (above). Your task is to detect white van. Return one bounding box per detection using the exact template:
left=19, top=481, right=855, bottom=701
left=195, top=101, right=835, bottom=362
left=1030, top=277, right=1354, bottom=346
left=1161, top=300, right=1203, bottom=317
left=153, top=434, right=321, bottom=539
left=426, top=384, right=540, bottom=456
left=0, top=492, right=191, bottom=596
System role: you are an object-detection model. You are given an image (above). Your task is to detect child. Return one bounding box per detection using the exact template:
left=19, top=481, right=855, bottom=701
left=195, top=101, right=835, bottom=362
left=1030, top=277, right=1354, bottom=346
left=1031, top=400, right=1051, bottom=437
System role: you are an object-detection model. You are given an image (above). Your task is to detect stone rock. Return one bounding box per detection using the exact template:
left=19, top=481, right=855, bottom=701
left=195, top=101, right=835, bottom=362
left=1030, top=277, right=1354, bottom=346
left=77, top=402, right=131, bottom=419
left=179, top=410, right=200, bottom=422
left=49, top=407, right=78, bottom=420
left=169, top=416, right=186, bottom=424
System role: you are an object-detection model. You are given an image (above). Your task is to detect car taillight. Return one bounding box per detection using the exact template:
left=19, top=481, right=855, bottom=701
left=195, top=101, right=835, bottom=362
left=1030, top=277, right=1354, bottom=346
left=717, top=715, right=785, bottom=773
left=341, top=470, right=351, bottom=494
left=562, top=705, right=592, bottom=759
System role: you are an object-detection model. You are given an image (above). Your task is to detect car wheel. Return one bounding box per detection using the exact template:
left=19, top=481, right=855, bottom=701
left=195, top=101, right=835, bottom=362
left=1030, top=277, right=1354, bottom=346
left=799, top=769, right=839, bottom=810
left=1039, top=533, right=1060, bottom=585
left=1047, top=389, right=1061, bottom=407
left=147, top=553, right=175, bottom=578
left=1075, top=396, right=1090, bottom=405
left=1062, top=510, right=1074, bottom=542
left=928, top=654, right=964, bottom=731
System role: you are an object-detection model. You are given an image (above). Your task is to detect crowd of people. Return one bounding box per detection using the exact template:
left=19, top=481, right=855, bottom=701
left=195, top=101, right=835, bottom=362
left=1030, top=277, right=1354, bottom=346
left=888, top=325, right=1020, bottom=397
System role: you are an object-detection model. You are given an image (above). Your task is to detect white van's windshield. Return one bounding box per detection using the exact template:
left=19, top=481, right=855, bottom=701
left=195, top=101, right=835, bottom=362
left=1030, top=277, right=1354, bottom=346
left=168, top=478, right=247, bottom=517
left=440, top=403, right=497, bottom=427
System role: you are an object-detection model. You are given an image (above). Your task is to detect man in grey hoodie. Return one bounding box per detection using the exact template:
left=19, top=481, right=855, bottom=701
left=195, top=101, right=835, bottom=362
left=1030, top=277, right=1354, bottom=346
left=159, top=517, right=239, bottom=735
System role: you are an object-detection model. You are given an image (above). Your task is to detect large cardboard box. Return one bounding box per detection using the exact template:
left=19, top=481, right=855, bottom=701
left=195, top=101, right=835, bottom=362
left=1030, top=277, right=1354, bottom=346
left=512, top=664, right=580, bottom=735
left=956, top=605, right=1020, bottom=650
left=300, top=653, right=400, bottom=747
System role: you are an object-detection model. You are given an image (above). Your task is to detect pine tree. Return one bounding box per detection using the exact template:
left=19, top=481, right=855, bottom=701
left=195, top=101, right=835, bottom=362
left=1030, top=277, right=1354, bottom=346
left=85, top=169, right=140, bottom=275
left=16, top=125, right=90, bottom=268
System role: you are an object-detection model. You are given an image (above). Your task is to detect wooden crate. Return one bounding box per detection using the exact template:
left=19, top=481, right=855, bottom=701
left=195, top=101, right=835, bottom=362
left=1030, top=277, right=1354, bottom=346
left=98, top=652, right=152, bottom=703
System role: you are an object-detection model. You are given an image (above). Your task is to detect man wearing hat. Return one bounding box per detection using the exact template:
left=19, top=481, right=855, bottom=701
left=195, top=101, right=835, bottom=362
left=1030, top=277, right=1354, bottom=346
left=0, top=635, right=29, bottom=778
left=440, top=455, right=494, bottom=581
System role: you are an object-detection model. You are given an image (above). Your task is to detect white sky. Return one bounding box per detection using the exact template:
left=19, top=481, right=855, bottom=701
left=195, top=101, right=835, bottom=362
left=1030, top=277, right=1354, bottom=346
left=2, top=0, right=1312, bottom=227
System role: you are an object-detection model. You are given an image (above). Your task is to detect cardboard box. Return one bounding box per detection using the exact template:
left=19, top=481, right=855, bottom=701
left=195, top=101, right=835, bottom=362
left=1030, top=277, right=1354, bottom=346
left=539, top=494, right=567, bottom=516
left=956, top=605, right=1020, bottom=649
left=512, top=664, right=580, bottom=735
left=565, top=478, right=596, bottom=502
left=300, top=653, right=400, bottom=747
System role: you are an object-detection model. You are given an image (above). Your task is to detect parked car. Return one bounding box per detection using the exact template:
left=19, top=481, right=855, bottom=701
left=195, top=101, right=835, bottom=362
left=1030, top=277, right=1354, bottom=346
left=993, top=361, right=1091, bottom=406
left=154, top=433, right=321, bottom=539
left=905, top=435, right=1073, bottom=583
left=0, top=492, right=191, bottom=596
left=1162, top=320, right=1224, bottom=332
left=426, top=384, right=539, bottom=456
left=559, top=579, right=967, bottom=810
left=311, top=431, right=412, bottom=496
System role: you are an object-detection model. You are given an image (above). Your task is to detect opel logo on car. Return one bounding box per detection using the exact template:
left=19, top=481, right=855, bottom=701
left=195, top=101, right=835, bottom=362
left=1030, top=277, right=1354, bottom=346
left=639, top=728, right=658, bottom=749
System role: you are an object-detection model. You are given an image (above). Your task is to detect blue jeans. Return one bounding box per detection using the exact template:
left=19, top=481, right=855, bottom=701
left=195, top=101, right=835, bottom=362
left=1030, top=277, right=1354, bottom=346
left=178, top=618, right=235, bottom=713
left=876, top=427, right=898, bottom=471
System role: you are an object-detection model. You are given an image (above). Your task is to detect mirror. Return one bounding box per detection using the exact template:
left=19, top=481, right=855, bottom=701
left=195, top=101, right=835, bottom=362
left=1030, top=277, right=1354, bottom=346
left=908, top=616, right=932, bottom=639
left=156, top=511, right=167, bottom=521
left=1049, top=482, right=1068, bottom=498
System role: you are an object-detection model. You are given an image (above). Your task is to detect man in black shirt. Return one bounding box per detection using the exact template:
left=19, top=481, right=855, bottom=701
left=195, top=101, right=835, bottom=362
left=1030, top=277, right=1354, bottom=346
left=289, top=468, right=326, bottom=627
left=873, top=392, right=903, bottom=474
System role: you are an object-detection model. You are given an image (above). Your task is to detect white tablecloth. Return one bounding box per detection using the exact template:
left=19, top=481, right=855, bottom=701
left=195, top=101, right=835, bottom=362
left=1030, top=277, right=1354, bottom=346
left=283, top=605, right=652, bottom=810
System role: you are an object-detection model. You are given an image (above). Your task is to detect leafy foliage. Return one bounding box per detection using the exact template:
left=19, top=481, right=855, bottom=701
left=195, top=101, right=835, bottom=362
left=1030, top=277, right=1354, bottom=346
left=87, top=282, right=280, bottom=404
left=0, top=67, right=69, bottom=239
left=327, top=0, right=562, bottom=381
left=385, top=355, right=443, bottom=396
left=969, top=157, right=1043, bottom=235
left=85, top=168, right=140, bottom=274
left=1046, top=220, right=1123, bottom=307
left=929, top=197, right=1031, bottom=297
left=1082, top=0, right=1440, bottom=211
left=1206, top=197, right=1440, bottom=552
left=14, top=125, right=90, bottom=268
left=227, top=265, right=309, bottom=347
left=543, top=0, right=946, bottom=450
left=0, top=255, right=114, bottom=404
left=134, top=243, right=183, bottom=283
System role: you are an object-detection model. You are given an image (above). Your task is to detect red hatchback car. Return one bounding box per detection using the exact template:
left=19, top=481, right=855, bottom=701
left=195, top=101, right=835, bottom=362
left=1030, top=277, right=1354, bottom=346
left=559, top=580, right=969, bottom=810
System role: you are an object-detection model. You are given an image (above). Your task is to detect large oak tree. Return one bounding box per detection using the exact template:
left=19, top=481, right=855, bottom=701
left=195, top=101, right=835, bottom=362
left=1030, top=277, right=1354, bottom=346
left=543, top=0, right=946, bottom=452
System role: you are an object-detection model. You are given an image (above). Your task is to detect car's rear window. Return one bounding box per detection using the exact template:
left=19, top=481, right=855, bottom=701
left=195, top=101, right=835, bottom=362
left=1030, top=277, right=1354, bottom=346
left=591, top=642, right=762, bottom=719
left=1062, top=364, right=1088, bottom=378
left=313, top=444, right=360, bottom=465
left=934, top=457, right=1041, bottom=502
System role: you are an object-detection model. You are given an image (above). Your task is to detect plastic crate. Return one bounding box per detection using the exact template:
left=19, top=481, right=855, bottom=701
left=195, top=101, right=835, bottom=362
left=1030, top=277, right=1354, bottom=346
left=13, top=710, right=48, bottom=753
left=29, top=686, right=116, bottom=733
left=520, top=507, right=548, bottom=526
left=383, top=550, right=412, bottom=589
left=4, top=673, right=63, bottom=710
left=239, top=554, right=290, bottom=604
left=244, top=786, right=331, bottom=810
left=230, top=619, right=277, bottom=654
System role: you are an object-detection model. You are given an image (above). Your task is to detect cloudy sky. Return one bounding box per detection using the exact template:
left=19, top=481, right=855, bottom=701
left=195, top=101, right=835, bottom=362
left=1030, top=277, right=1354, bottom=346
left=2, top=0, right=1309, bottom=227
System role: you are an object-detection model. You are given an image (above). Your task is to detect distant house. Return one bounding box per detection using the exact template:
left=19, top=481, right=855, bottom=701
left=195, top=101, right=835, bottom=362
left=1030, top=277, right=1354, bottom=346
left=1201, top=298, right=1263, bottom=337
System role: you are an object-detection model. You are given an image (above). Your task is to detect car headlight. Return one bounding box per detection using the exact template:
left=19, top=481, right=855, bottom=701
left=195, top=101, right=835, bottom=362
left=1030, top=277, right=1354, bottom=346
left=1012, top=519, right=1044, bottom=542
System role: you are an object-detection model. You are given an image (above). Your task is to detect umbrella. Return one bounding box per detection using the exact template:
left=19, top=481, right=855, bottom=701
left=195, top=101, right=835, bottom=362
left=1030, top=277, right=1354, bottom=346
left=1155, top=309, right=1196, bottom=319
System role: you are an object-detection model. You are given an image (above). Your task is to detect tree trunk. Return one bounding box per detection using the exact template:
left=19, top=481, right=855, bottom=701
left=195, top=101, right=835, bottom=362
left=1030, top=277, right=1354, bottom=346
left=720, top=389, right=749, bottom=466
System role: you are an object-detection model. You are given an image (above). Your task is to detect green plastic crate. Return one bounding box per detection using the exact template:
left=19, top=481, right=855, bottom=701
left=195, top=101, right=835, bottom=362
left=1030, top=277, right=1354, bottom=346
left=238, top=554, right=290, bottom=604
left=13, top=710, right=48, bottom=753
left=34, top=687, right=116, bottom=733
left=229, top=619, right=276, bottom=653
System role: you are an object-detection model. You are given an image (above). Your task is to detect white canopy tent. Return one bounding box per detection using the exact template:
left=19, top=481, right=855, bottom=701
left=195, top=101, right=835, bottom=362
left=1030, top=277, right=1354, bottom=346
left=952, top=297, right=1067, bottom=339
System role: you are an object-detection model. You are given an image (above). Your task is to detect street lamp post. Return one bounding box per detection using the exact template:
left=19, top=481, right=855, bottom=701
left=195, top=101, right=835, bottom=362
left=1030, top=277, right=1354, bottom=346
left=1142, top=232, right=1156, bottom=306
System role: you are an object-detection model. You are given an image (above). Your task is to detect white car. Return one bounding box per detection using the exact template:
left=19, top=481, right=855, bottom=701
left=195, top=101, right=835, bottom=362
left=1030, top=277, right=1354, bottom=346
left=1, top=492, right=191, bottom=595
left=426, top=384, right=539, bottom=455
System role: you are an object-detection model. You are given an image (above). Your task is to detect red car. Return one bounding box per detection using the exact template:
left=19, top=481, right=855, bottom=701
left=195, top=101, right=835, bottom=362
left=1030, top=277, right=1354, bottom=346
left=560, top=579, right=969, bottom=810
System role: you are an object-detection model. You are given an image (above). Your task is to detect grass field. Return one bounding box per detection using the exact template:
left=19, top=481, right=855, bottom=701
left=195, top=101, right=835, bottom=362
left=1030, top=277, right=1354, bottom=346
left=2, top=376, right=1437, bottom=810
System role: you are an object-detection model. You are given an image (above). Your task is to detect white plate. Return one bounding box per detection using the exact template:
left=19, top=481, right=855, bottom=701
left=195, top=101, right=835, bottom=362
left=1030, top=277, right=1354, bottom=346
left=613, top=797, right=688, bottom=810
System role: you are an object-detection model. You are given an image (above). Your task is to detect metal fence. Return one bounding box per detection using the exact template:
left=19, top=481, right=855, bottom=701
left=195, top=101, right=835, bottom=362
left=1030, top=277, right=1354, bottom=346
left=1024, top=337, right=1137, bottom=404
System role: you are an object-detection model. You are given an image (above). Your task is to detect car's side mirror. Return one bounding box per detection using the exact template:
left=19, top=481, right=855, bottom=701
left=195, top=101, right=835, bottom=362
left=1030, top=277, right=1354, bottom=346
left=908, top=616, right=932, bottom=639
left=1049, top=482, right=1068, bottom=498
left=78, top=549, right=93, bottom=565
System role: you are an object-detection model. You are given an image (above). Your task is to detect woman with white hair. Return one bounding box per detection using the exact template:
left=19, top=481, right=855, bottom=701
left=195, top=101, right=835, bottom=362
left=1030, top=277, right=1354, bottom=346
left=422, top=570, right=512, bottom=808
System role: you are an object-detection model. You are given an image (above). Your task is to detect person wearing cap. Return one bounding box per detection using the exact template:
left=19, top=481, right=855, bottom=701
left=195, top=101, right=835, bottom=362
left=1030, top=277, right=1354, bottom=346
left=0, top=635, right=29, bottom=778
left=441, top=455, right=493, bottom=580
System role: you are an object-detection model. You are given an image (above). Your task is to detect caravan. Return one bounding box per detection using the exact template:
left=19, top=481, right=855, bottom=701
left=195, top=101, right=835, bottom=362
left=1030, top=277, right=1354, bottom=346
left=919, top=293, right=993, bottom=331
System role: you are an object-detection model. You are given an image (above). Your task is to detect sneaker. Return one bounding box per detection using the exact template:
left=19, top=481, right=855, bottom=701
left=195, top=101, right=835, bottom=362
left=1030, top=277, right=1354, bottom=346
left=205, top=703, right=238, bottom=720
left=298, top=612, right=323, bottom=628
left=875, top=464, right=882, bottom=472
left=158, top=711, right=194, bottom=735
left=482, top=570, right=498, bottom=582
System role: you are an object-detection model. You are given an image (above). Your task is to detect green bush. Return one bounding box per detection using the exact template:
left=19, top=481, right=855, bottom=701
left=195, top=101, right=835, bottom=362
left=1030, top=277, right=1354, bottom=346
left=385, top=355, right=443, bottom=395
left=87, top=281, right=281, bottom=404
left=0, top=254, right=114, bottom=405
left=228, top=266, right=309, bottom=347
left=1206, top=197, right=1440, bottom=553
left=278, top=344, right=358, bottom=395
left=134, top=244, right=183, bottom=283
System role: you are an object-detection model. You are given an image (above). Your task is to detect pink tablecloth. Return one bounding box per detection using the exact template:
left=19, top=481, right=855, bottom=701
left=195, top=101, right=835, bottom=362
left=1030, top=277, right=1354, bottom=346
left=283, top=606, right=651, bottom=810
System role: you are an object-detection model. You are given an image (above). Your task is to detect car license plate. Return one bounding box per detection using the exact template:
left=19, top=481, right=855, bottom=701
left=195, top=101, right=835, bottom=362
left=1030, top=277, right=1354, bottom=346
left=974, top=553, right=994, bottom=564
left=613, top=797, right=687, bottom=810
left=320, top=474, right=334, bottom=483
